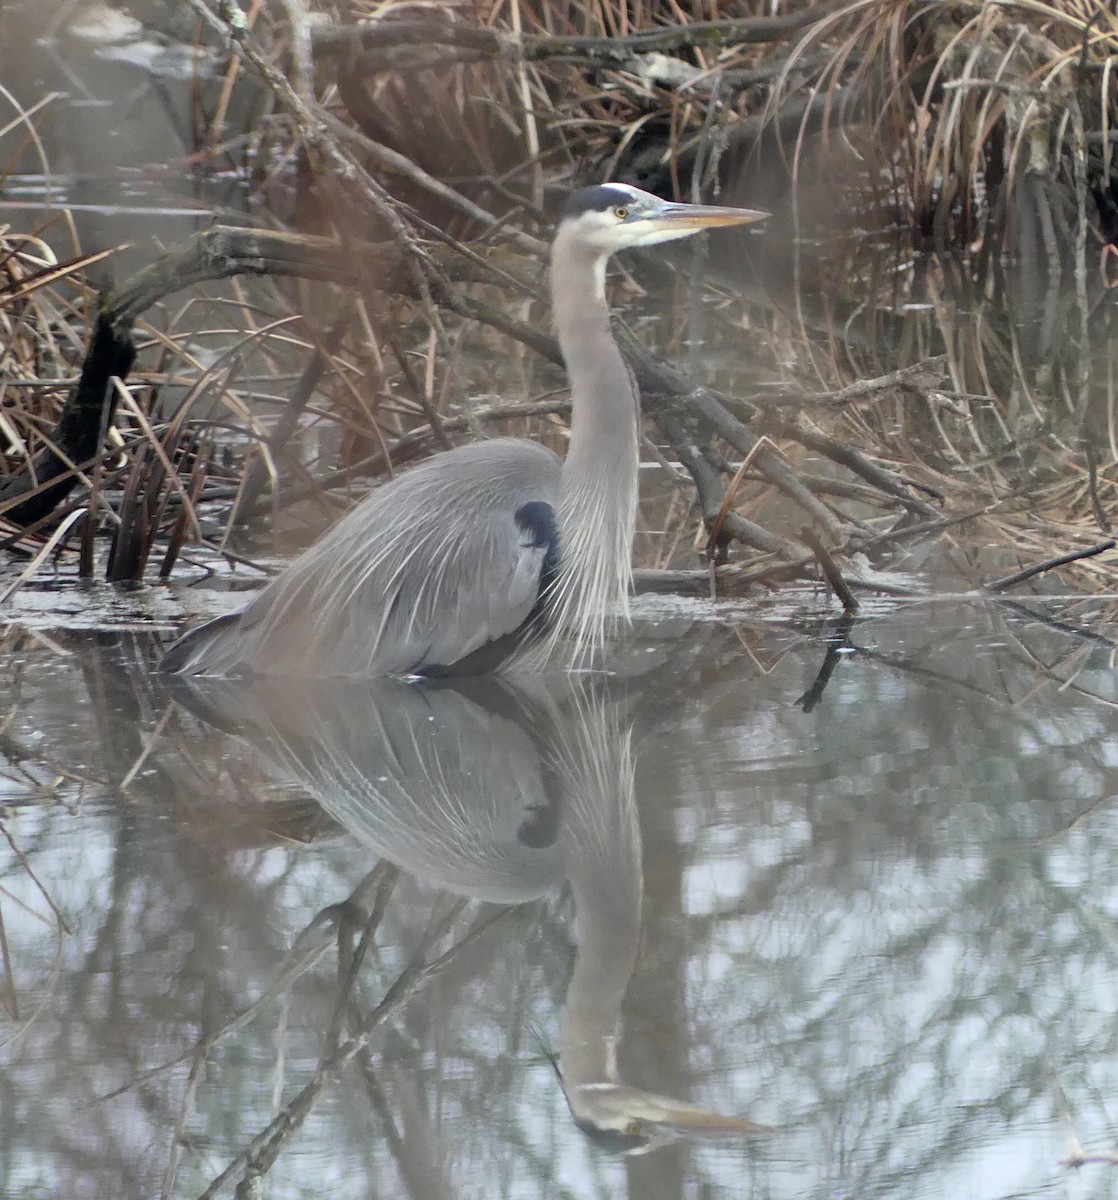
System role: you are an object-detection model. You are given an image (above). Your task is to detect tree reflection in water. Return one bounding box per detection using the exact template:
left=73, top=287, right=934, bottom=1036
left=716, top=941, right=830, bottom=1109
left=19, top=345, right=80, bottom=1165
left=2, top=604, right=1118, bottom=1198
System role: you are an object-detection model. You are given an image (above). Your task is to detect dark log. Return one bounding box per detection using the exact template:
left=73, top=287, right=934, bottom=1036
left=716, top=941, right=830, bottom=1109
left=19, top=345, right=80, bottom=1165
left=0, top=314, right=135, bottom=527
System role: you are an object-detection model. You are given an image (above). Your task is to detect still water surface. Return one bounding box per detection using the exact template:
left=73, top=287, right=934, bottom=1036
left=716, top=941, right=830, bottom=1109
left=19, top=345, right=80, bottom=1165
left=2, top=597, right=1118, bottom=1199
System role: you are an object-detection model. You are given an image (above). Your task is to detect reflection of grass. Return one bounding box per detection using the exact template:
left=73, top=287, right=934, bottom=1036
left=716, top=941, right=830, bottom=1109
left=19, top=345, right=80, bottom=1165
left=0, top=818, right=70, bottom=1057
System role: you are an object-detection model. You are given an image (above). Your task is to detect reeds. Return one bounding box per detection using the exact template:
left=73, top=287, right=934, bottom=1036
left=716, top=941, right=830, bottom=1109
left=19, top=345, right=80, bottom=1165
left=1, top=0, right=1117, bottom=600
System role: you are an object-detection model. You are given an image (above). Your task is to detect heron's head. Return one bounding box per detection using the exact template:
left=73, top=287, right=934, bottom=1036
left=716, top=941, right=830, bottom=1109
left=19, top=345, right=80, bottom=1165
left=558, top=182, right=767, bottom=257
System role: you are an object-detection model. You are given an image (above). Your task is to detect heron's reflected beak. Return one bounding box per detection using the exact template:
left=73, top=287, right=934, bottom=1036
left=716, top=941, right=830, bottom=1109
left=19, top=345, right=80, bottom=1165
left=563, top=1080, right=773, bottom=1155
left=638, top=201, right=768, bottom=232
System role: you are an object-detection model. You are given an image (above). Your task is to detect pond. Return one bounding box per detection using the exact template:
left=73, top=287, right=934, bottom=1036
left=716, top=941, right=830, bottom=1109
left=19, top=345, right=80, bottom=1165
left=2, top=594, right=1118, bottom=1199
left=4, top=4, right=1118, bottom=1197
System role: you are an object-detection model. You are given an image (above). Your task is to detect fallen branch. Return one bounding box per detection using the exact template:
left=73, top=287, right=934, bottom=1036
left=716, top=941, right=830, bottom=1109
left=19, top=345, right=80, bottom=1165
left=655, top=410, right=800, bottom=557
left=983, top=539, right=1116, bottom=593
left=101, top=226, right=418, bottom=325
left=797, top=614, right=857, bottom=711
left=800, top=526, right=859, bottom=613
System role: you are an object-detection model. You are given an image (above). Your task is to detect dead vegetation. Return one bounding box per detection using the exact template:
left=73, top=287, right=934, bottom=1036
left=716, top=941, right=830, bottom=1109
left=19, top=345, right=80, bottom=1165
left=2, top=0, right=1118, bottom=604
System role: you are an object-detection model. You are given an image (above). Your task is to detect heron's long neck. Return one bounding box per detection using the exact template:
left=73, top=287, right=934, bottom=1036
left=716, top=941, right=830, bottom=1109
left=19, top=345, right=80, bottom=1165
left=547, top=230, right=640, bottom=660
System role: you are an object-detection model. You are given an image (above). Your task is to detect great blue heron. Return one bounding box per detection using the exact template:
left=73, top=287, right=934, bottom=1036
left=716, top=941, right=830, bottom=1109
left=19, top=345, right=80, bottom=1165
left=161, top=183, right=766, bottom=677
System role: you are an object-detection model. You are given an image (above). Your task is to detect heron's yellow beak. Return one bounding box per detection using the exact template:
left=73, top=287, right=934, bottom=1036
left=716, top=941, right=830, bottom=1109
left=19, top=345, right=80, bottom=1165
left=637, top=201, right=768, bottom=232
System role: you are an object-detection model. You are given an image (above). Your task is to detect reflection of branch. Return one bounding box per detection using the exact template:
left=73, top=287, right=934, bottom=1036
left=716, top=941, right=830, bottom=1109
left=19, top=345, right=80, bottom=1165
left=0, top=907, right=17, bottom=1022
left=0, top=823, right=72, bottom=934
left=849, top=644, right=1001, bottom=704
left=160, top=1053, right=205, bottom=1200
left=325, top=861, right=399, bottom=1050
left=0, top=830, right=69, bottom=1057
left=796, top=616, right=856, bottom=712
left=1042, top=789, right=1118, bottom=841
left=103, top=867, right=396, bottom=1115
left=198, top=901, right=509, bottom=1199
left=996, top=598, right=1118, bottom=652
left=1053, top=1071, right=1118, bottom=1168
left=360, top=1066, right=455, bottom=1200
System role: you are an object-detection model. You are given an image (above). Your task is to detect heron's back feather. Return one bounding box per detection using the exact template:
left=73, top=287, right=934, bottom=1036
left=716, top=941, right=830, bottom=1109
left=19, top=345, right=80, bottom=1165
left=162, top=438, right=562, bottom=677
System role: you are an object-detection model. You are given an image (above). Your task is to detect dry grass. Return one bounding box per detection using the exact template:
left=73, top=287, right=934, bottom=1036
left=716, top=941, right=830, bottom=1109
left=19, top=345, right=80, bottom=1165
left=0, top=0, right=1116, bottom=598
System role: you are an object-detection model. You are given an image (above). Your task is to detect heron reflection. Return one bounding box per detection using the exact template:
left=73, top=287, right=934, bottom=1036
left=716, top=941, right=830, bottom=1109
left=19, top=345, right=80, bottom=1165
left=168, top=674, right=767, bottom=1151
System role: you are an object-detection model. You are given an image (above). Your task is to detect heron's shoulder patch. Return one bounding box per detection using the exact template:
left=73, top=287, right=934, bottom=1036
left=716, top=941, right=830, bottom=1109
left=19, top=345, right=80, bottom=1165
left=513, top=500, right=558, bottom=550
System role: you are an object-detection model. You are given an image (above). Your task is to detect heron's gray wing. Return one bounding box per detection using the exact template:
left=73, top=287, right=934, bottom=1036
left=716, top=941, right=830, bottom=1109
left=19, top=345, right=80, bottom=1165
left=162, top=438, right=562, bottom=677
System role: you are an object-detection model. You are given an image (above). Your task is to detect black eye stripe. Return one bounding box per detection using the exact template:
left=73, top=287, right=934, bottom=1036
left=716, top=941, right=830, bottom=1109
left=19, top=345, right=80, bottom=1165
left=563, top=185, right=640, bottom=218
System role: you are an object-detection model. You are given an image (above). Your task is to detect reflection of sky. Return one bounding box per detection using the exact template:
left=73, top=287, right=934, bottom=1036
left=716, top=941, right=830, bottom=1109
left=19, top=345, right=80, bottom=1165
left=3, top=606, right=1118, bottom=1198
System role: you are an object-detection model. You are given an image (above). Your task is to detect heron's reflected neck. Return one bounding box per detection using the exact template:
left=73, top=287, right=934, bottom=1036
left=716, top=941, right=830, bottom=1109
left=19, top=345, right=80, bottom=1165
left=559, top=886, right=641, bottom=1087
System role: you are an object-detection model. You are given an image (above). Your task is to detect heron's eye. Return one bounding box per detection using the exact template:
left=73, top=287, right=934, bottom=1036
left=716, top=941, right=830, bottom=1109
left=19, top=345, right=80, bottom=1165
left=613, top=205, right=631, bottom=220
